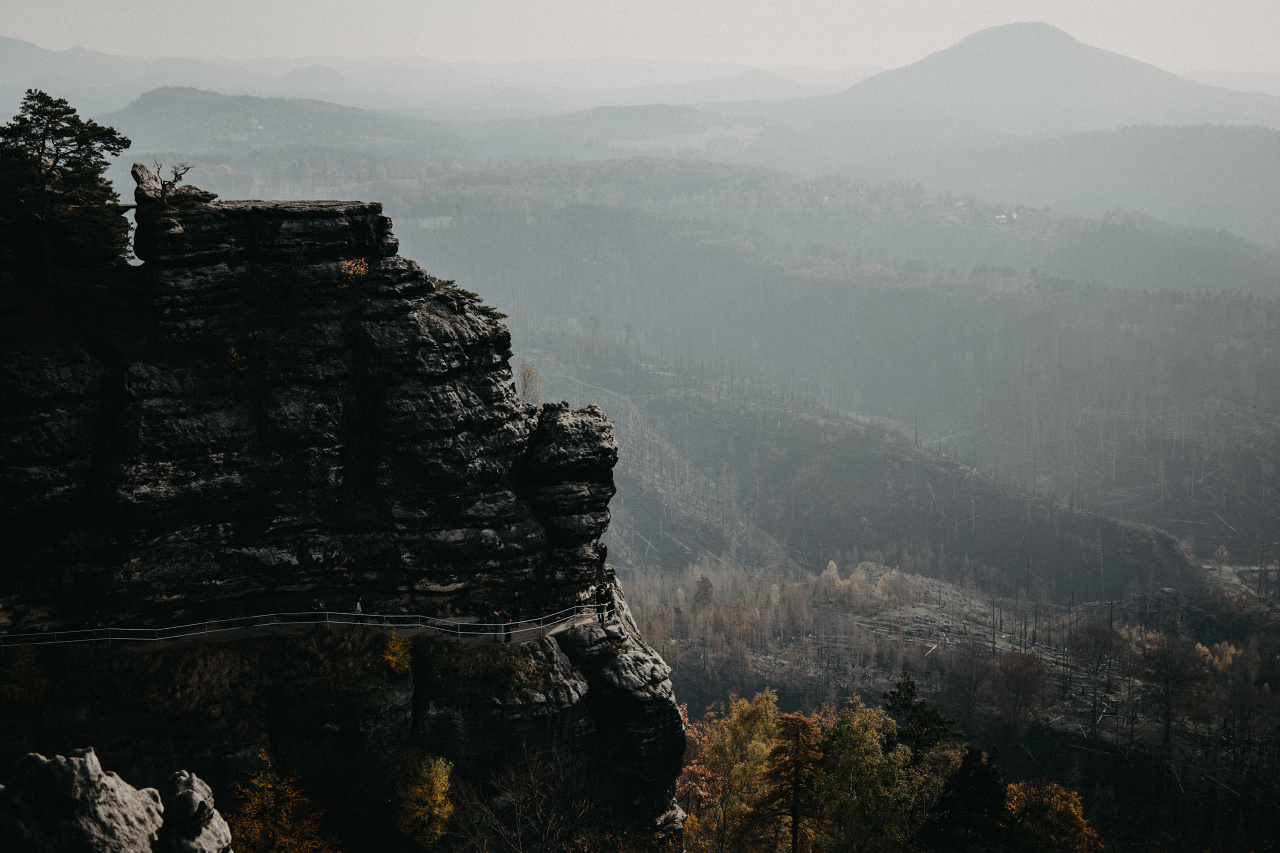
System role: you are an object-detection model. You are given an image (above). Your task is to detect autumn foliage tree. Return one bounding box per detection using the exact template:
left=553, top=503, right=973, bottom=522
left=518, top=359, right=543, bottom=405
left=1006, top=779, right=1102, bottom=853
left=394, top=749, right=455, bottom=848
left=225, top=748, right=339, bottom=853
left=681, top=690, right=779, bottom=853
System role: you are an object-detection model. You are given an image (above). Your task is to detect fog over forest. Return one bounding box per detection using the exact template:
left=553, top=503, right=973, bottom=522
left=3, top=9, right=1280, bottom=852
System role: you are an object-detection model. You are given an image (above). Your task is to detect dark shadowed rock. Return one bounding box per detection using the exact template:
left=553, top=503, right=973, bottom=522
left=1, top=170, right=616, bottom=624
left=0, top=174, right=683, bottom=834
left=159, top=770, right=232, bottom=853
left=555, top=590, right=686, bottom=824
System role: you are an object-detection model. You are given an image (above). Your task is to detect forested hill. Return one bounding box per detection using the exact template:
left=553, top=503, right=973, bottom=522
left=902, top=124, right=1280, bottom=250
left=391, top=160, right=1280, bottom=563
left=101, top=87, right=464, bottom=156
left=387, top=158, right=1280, bottom=296
left=532, top=326, right=1202, bottom=604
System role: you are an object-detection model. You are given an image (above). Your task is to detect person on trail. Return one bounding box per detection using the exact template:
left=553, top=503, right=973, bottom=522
left=311, top=597, right=320, bottom=613
left=502, top=609, right=513, bottom=643
left=596, top=584, right=609, bottom=625
left=509, top=592, right=521, bottom=640
left=486, top=601, right=501, bottom=640
left=354, top=597, right=363, bottom=614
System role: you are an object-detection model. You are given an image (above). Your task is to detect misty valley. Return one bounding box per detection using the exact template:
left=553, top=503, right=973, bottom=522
left=3, top=18, right=1280, bottom=853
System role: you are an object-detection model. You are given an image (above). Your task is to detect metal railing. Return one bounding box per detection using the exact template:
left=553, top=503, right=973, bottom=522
left=0, top=603, right=614, bottom=649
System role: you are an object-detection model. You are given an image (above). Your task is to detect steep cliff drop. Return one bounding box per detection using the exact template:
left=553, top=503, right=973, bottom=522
left=0, top=165, right=685, bottom=841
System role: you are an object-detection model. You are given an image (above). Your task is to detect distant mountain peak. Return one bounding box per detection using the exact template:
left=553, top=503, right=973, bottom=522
left=786, top=19, right=1280, bottom=154
left=954, top=21, right=1078, bottom=46
left=909, top=20, right=1138, bottom=75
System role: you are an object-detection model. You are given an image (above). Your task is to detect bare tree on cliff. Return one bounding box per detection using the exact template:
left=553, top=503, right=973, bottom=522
left=0, top=89, right=130, bottom=277
left=152, top=159, right=192, bottom=206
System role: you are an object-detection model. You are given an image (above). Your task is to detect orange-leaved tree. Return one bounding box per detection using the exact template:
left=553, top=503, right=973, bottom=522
left=395, top=750, right=454, bottom=848
left=225, top=747, right=339, bottom=853
left=1007, top=779, right=1102, bottom=853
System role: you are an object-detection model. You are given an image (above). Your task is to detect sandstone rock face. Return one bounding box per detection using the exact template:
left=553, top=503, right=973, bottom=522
left=556, top=594, right=687, bottom=831
left=413, top=635, right=595, bottom=772
left=159, top=770, right=233, bottom=853
left=0, top=749, right=233, bottom=853
left=1, top=165, right=616, bottom=625
left=0, top=748, right=165, bottom=853
left=0, top=170, right=683, bottom=833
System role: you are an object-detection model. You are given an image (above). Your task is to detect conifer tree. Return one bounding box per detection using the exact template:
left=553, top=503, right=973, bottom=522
left=754, top=712, right=824, bottom=853
left=0, top=89, right=130, bottom=275
left=882, top=667, right=961, bottom=762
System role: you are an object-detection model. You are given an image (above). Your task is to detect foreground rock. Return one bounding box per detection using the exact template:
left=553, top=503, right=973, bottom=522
left=160, top=770, right=233, bottom=853
left=556, top=594, right=687, bottom=837
left=0, top=748, right=230, bottom=853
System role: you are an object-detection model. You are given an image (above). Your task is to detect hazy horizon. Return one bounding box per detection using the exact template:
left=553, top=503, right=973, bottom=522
left=5, top=0, right=1280, bottom=75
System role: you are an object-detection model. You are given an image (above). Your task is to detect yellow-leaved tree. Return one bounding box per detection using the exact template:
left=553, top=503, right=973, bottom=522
left=225, top=747, right=339, bottom=853
left=680, top=689, right=779, bottom=853
left=395, top=750, right=455, bottom=848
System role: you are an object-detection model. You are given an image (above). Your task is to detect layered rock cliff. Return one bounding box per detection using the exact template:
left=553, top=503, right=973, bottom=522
left=3, top=164, right=617, bottom=624
left=0, top=166, right=685, bottom=841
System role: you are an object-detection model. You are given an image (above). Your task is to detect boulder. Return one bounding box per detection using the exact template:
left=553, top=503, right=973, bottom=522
left=159, top=770, right=232, bottom=853
left=0, top=747, right=164, bottom=853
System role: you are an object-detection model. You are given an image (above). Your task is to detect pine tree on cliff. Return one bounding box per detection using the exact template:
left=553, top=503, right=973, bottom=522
left=0, top=89, right=130, bottom=277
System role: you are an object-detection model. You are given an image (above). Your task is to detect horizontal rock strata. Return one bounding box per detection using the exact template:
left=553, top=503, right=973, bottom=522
left=1, top=166, right=618, bottom=627
left=0, top=166, right=682, bottom=836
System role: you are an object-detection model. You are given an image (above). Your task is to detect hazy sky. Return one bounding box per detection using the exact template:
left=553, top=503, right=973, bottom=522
left=4, top=0, right=1279, bottom=73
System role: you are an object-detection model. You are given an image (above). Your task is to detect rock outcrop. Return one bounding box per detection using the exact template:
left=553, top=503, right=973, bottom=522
left=0, top=167, right=684, bottom=836
left=2, top=164, right=618, bottom=625
left=555, top=595, right=688, bottom=838
left=0, top=748, right=230, bottom=853
left=159, top=770, right=233, bottom=853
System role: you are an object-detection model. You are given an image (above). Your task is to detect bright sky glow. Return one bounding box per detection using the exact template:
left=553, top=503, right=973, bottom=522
left=2, top=0, right=1278, bottom=73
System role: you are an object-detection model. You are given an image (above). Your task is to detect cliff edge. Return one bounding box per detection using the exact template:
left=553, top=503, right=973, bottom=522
left=4, top=164, right=617, bottom=624
left=0, top=166, right=685, bottom=840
